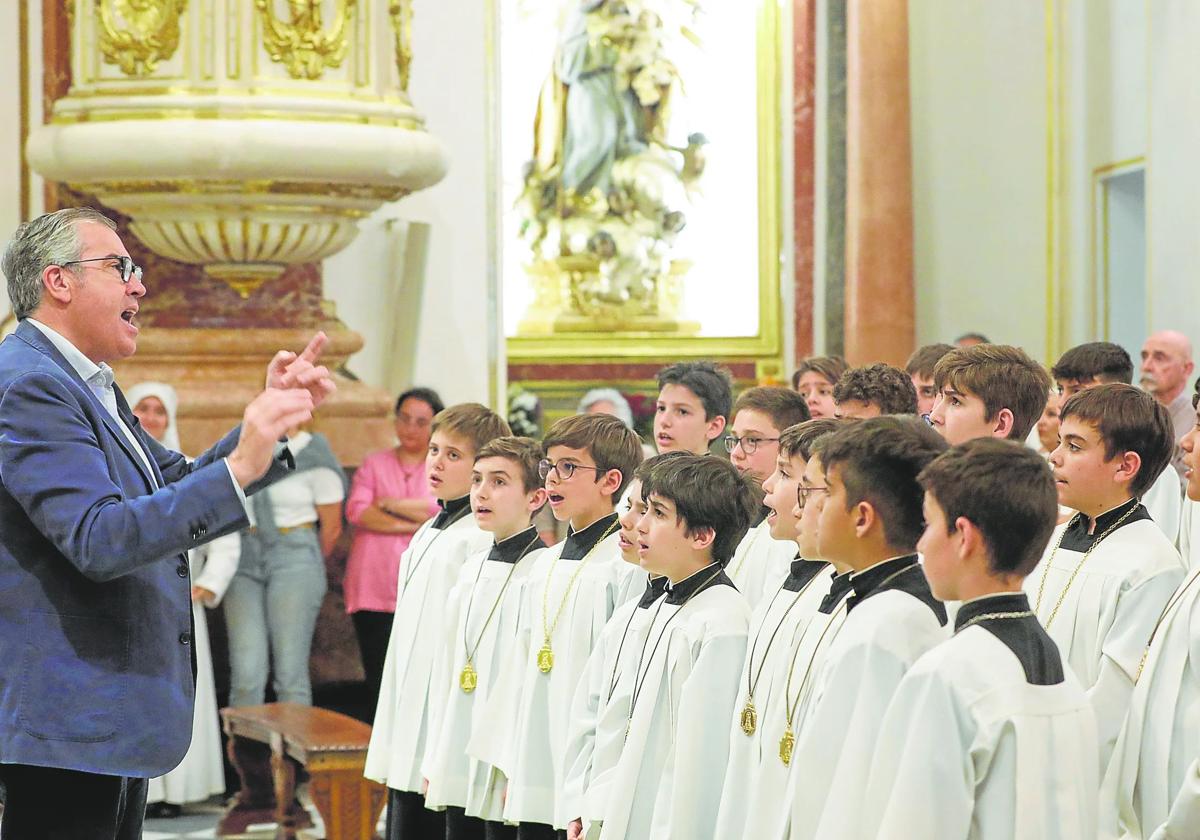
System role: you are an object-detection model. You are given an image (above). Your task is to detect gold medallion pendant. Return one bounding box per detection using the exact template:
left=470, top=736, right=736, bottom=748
left=460, top=661, right=478, bottom=693
left=740, top=700, right=758, bottom=736
left=537, top=643, right=555, bottom=673
left=779, top=726, right=795, bottom=766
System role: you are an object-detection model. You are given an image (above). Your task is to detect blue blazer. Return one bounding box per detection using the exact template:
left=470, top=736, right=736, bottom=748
left=0, top=320, right=291, bottom=777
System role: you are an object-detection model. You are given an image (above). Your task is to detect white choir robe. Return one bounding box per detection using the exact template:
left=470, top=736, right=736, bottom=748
left=561, top=574, right=666, bottom=829
left=1143, top=467, right=1184, bottom=543
left=712, top=561, right=832, bottom=839
left=421, top=541, right=547, bottom=820
left=862, top=598, right=1098, bottom=840
left=727, top=519, right=797, bottom=609
left=468, top=528, right=638, bottom=828
left=1179, top=498, right=1200, bottom=570
left=147, top=532, right=240, bottom=805
left=1101, top=565, right=1200, bottom=839
left=597, top=576, right=750, bottom=840
left=1023, top=512, right=1184, bottom=771
left=364, top=512, right=492, bottom=792
left=786, top=565, right=948, bottom=840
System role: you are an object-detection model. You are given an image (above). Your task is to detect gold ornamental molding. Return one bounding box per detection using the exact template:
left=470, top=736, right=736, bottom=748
left=96, top=0, right=187, bottom=78
left=255, top=0, right=357, bottom=81
left=387, top=0, right=413, bottom=91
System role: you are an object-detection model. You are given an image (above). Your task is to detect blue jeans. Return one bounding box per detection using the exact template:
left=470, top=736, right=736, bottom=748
left=224, top=528, right=327, bottom=707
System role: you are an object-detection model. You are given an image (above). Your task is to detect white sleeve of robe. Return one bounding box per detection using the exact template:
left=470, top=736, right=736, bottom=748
left=466, top=576, right=533, bottom=774
left=192, top=531, right=241, bottom=606
left=1089, top=562, right=1185, bottom=770
left=1149, top=758, right=1200, bottom=840
left=561, top=614, right=614, bottom=822
left=648, top=632, right=747, bottom=840
left=421, top=569, right=468, bottom=782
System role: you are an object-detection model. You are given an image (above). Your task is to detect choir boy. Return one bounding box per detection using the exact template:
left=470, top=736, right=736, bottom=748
left=791, top=355, right=848, bottom=419
left=831, top=363, right=918, bottom=419
left=863, top=439, right=1098, bottom=839
left=926, top=343, right=1051, bottom=445
left=904, top=342, right=954, bottom=416
left=783, top=416, right=949, bottom=840
left=1025, top=383, right=1183, bottom=771
left=562, top=454, right=681, bottom=840
left=365, top=403, right=511, bottom=840
left=1051, top=341, right=1183, bottom=539
left=713, top=419, right=841, bottom=839
left=1102, top=394, right=1200, bottom=838
left=597, top=455, right=757, bottom=840
left=726, top=386, right=811, bottom=605
left=469, top=413, right=642, bottom=840
left=652, top=361, right=732, bottom=454
left=422, top=437, right=550, bottom=840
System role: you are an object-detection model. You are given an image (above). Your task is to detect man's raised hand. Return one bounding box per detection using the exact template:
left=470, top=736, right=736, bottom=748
left=266, top=332, right=336, bottom=408
left=227, top=388, right=315, bottom=488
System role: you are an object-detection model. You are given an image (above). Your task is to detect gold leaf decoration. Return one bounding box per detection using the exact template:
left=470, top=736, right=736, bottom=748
left=96, top=0, right=187, bottom=78
left=254, top=0, right=358, bottom=81
left=387, top=0, right=413, bottom=91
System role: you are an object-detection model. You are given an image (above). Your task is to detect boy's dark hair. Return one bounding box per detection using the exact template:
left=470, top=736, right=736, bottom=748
left=640, top=455, right=757, bottom=564
left=820, top=416, right=949, bottom=550
left=779, top=418, right=843, bottom=462
left=542, top=413, right=644, bottom=497
left=954, top=332, right=991, bottom=345
left=832, top=364, right=919, bottom=415
left=656, top=362, right=734, bottom=421
left=431, top=403, right=511, bottom=453
left=395, top=386, right=445, bottom=417
left=734, top=386, right=811, bottom=431
left=919, top=439, right=1058, bottom=577
left=1059, top=383, right=1174, bottom=498
left=475, top=436, right=545, bottom=493
left=905, top=344, right=956, bottom=379
left=633, top=450, right=690, bottom=484
left=933, top=344, right=1052, bottom=441
left=1051, top=342, right=1134, bottom=386
left=791, top=355, right=849, bottom=391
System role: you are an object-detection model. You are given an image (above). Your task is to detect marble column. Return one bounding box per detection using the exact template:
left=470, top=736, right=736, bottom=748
left=843, top=0, right=914, bottom=366
left=793, top=0, right=817, bottom=363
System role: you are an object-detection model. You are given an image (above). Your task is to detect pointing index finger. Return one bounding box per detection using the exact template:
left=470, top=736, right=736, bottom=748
left=297, top=331, right=328, bottom=365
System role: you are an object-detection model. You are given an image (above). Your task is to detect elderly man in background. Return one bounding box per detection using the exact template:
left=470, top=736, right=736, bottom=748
left=1141, top=330, right=1196, bottom=477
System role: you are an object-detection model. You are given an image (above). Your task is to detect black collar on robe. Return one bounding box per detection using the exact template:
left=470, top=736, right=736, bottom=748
left=561, top=513, right=619, bottom=560
left=954, top=592, right=1064, bottom=686
left=784, top=557, right=830, bottom=593
left=664, top=562, right=734, bottom=605
left=819, top=569, right=855, bottom=613
left=1060, top=497, right=1149, bottom=552
left=487, top=526, right=545, bottom=564
left=845, top=554, right=947, bottom=626
left=432, top=495, right=472, bottom=530
left=638, top=575, right=670, bottom=608
left=751, top=505, right=771, bottom=528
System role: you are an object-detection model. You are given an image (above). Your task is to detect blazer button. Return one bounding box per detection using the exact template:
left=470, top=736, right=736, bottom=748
left=176, top=564, right=188, bottom=578
left=198, top=524, right=207, bottom=536
left=179, top=632, right=191, bottom=645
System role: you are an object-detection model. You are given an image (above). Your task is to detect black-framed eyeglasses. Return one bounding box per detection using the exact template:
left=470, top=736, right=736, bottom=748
left=723, top=435, right=780, bottom=455
left=60, top=256, right=143, bottom=285
left=538, top=458, right=606, bottom=482
left=795, top=484, right=828, bottom=509
left=920, top=413, right=934, bottom=427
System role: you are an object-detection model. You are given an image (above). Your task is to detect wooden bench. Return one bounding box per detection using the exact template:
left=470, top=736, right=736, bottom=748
left=218, top=703, right=386, bottom=840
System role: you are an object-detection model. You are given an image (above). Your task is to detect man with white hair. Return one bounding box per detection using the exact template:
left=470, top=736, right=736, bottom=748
left=578, top=387, right=634, bottom=429
left=1141, top=330, right=1195, bottom=477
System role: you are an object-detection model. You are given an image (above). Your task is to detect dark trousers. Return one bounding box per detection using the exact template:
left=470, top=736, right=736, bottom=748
left=386, top=788, right=444, bottom=840
left=484, top=821, right=518, bottom=840
left=446, top=805, right=486, bottom=840
left=515, top=823, right=565, bottom=840
left=352, top=609, right=394, bottom=717
left=0, top=764, right=147, bottom=840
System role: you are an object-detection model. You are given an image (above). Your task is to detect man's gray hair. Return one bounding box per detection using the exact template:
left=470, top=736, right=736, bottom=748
left=577, top=387, right=635, bottom=429
left=1, top=208, right=117, bottom=319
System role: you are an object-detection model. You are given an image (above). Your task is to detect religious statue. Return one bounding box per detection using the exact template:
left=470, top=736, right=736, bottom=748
left=516, top=0, right=705, bottom=331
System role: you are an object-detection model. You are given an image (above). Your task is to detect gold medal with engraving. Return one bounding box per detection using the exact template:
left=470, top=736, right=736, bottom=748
left=537, top=643, right=555, bottom=673
left=460, top=661, right=478, bottom=693
left=740, top=700, right=758, bottom=736
left=779, top=725, right=795, bottom=766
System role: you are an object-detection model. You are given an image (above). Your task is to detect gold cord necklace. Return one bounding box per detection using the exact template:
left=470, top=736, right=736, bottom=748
left=398, top=510, right=469, bottom=597
left=538, top=520, right=618, bottom=674
left=740, top=566, right=827, bottom=736
left=1135, top=566, right=1200, bottom=682
left=955, top=609, right=1035, bottom=634
left=728, top=524, right=763, bottom=582
left=459, top=532, right=542, bottom=693
left=1035, top=504, right=1139, bottom=628
left=604, top=577, right=663, bottom=704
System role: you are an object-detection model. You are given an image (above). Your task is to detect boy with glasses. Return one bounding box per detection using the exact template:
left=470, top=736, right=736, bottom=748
left=904, top=343, right=954, bottom=416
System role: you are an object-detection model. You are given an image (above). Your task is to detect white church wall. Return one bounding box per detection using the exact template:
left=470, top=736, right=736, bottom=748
left=908, top=1, right=1050, bottom=361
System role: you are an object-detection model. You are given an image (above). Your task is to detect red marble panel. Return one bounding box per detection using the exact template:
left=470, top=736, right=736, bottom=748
left=793, top=0, right=817, bottom=364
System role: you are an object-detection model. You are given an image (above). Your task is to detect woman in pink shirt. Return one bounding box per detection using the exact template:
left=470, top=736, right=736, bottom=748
left=344, top=387, right=443, bottom=714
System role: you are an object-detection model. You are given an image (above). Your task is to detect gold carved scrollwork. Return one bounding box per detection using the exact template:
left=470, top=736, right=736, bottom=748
left=95, top=0, right=187, bottom=78
left=387, top=0, right=413, bottom=91
left=254, top=0, right=358, bottom=80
